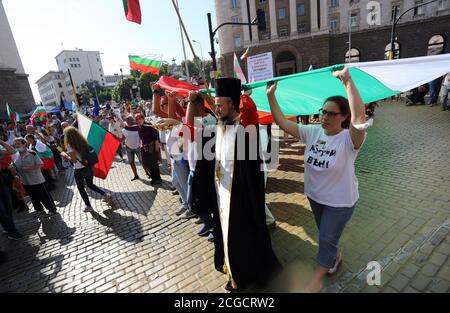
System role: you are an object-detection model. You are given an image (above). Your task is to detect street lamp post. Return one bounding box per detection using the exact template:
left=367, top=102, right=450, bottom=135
left=207, top=10, right=265, bottom=78
left=86, top=53, right=100, bottom=105
left=193, top=40, right=205, bottom=80
left=390, top=0, right=440, bottom=60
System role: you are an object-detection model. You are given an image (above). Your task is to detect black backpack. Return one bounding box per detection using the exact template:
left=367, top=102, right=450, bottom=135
left=81, top=145, right=98, bottom=167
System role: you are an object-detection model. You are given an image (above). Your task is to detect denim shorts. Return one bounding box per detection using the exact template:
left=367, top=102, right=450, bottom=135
left=308, top=197, right=355, bottom=269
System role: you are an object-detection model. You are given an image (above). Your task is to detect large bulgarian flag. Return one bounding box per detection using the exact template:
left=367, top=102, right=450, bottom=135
left=77, top=113, right=120, bottom=180
left=245, top=53, right=450, bottom=116
left=30, top=106, right=47, bottom=123
left=123, top=0, right=141, bottom=24
left=129, top=54, right=163, bottom=75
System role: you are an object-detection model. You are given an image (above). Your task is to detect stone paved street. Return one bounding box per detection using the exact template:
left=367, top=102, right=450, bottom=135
left=0, top=100, right=449, bottom=293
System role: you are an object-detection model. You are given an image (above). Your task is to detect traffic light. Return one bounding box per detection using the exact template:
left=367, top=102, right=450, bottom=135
left=76, top=93, right=84, bottom=106
left=257, top=9, right=266, bottom=32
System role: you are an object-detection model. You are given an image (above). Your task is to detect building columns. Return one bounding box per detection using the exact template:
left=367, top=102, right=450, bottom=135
left=289, top=0, right=298, bottom=36
left=269, top=0, right=278, bottom=39
left=310, top=0, right=319, bottom=32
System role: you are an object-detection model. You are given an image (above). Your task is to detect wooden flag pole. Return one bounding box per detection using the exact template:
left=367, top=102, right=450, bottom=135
left=170, top=0, right=198, bottom=60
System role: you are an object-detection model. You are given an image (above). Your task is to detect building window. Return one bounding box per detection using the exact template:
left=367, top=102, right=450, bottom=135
left=279, top=26, right=288, bottom=37
left=350, top=12, right=358, bottom=27
left=69, top=58, right=72, bottom=62
left=385, top=42, right=401, bottom=59
left=70, top=64, right=73, bottom=68
left=345, top=48, right=360, bottom=63
left=278, top=8, right=286, bottom=19
left=64, top=59, right=66, bottom=63
left=330, top=0, right=339, bottom=8
left=231, top=15, right=240, bottom=27
left=330, top=17, right=338, bottom=30
left=231, top=0, right=238, bottom=9
left=97, top=58, right=100, bottom=62
left=259, top=0, right=267, bottom=3
left=391, top=5, right=400, bottom=21
left=99, top=68, right=102, bottom=72
left=234, top=35, right=242, bottom=48
left=297, top=3, right=305, bottom=16
left=414, top=1, right=424, bottom=16
left=58, top=83, right=63, bottom=88
left=438, top=0, right=448, bottom=10
left=297, top=23, right=306, bottom=33
left=428, top=34, right=445, bottom=55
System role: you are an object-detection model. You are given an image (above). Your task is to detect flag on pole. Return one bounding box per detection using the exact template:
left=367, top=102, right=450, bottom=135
left=128, top=54, right=163, bottom=75
left=34, top=141, right=55, bottom=170
left=30, top=106, right=47, bottom=123
left=123, top=0, right=142, bottom=24
left=6, top=103, right=17, bottom=122
left=77, top=113, right=121, bottom=179
left=234, top=53, right=247, bottom=84
left=240, top=47, right=251, bottom=61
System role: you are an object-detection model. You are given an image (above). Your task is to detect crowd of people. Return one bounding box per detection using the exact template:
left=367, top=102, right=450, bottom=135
left=1, top=67, right=380, bottom=292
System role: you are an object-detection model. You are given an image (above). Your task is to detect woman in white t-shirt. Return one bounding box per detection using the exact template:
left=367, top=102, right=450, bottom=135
left=267, top=67, right=367, bottom=292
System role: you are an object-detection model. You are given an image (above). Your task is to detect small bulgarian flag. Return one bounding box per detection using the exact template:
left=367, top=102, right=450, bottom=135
left=77, top=113, right=120, bottom=180
left=35, top=144, right=55, bottom=170
left=6, top=103, right=17, bottom=122
left=30, top=106, right=47, bottom=123
left=129, top=54, right=163, bottom=75
left=234, top=53, right=247, bottom=84
left=123, top=0, right=142, bottom=24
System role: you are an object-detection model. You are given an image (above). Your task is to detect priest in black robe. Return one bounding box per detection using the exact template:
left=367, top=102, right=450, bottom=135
left=191, top=78, right=281, bottom=291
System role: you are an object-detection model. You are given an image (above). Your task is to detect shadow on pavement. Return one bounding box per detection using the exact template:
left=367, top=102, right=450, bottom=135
left=91, top=209, right=145, bottom=243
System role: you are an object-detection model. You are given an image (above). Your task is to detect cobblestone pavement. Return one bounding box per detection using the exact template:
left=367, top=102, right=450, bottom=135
left=0, top=100, right=449, bottom=293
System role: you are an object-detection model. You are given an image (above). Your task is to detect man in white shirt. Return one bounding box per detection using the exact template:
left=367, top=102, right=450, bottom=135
left=122, top=115, right=142, bottom=181
left=441, top=72, right=450, bottom=111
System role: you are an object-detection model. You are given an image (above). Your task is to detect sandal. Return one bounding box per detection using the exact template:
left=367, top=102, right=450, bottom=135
left=327, top=253, right=342, bottom=276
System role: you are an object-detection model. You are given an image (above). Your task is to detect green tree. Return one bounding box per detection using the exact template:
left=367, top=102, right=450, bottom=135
left=139, top=72, right=159, bottom=100
left=79, top=80, right=103, bottom=102
left=112, top=78, right=135, bottom=101
left=98, top=88, right=113, bottom=103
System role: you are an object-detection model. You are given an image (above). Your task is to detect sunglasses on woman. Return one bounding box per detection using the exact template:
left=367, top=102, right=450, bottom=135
left=318, top=109, right=343, bottom=117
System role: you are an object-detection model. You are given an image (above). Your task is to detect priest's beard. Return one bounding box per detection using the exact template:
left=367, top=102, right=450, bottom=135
left=220, top=112, right=240, bottom=125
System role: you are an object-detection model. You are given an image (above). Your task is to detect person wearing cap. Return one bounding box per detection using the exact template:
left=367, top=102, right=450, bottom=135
left=134, top=113, right=162, bottom=186
left=122, top=115, right=142, bottom=181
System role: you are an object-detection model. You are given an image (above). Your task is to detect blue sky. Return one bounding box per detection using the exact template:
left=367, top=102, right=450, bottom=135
left=3, top=0, right=218, bottom=101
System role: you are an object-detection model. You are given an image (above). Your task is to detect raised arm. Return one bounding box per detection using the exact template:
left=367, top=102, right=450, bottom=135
left=151, top=83, right=168, bottom=118
left=333, top=68, right=366, bottom=150
left=0, top=139, right=16, bottom=155
left=166, top=90, right=178, bottom=120
left=266, top=82, right=300, bottom=138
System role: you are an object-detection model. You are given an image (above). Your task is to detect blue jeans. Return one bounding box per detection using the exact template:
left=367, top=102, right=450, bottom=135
left=441, top=85, right=449, bottom=110
left=429, top=77, right=443, bottom=104
left=172, top=160, right=189, bottom=209
left=308, top=198, right=355, bottom=269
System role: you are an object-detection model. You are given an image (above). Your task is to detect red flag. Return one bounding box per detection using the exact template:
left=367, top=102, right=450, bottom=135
left=123, top=0, right=142, bottom=24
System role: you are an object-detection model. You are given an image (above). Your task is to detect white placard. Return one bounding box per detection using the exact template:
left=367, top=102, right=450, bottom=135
left=247, top=52, right=274, bottom=83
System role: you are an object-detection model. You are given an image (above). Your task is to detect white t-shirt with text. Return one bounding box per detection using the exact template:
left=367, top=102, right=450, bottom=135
left=298, top=124, right=362, bottom=207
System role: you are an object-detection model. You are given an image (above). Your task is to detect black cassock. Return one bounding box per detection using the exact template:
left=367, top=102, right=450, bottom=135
left=191, top=123, right=281, bottom=290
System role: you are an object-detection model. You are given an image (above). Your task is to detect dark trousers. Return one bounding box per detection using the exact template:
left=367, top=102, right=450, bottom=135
left=74, top=167, right=106, bottom=207
left=429, top=77, right=443, bottom=104
left=24, top=183, right=57, bottom=213
left=141, top=150, right=161, bottom=181
left=116, top=145, right=123, bottom=159
left=0, top=184, right=18, bottom=234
